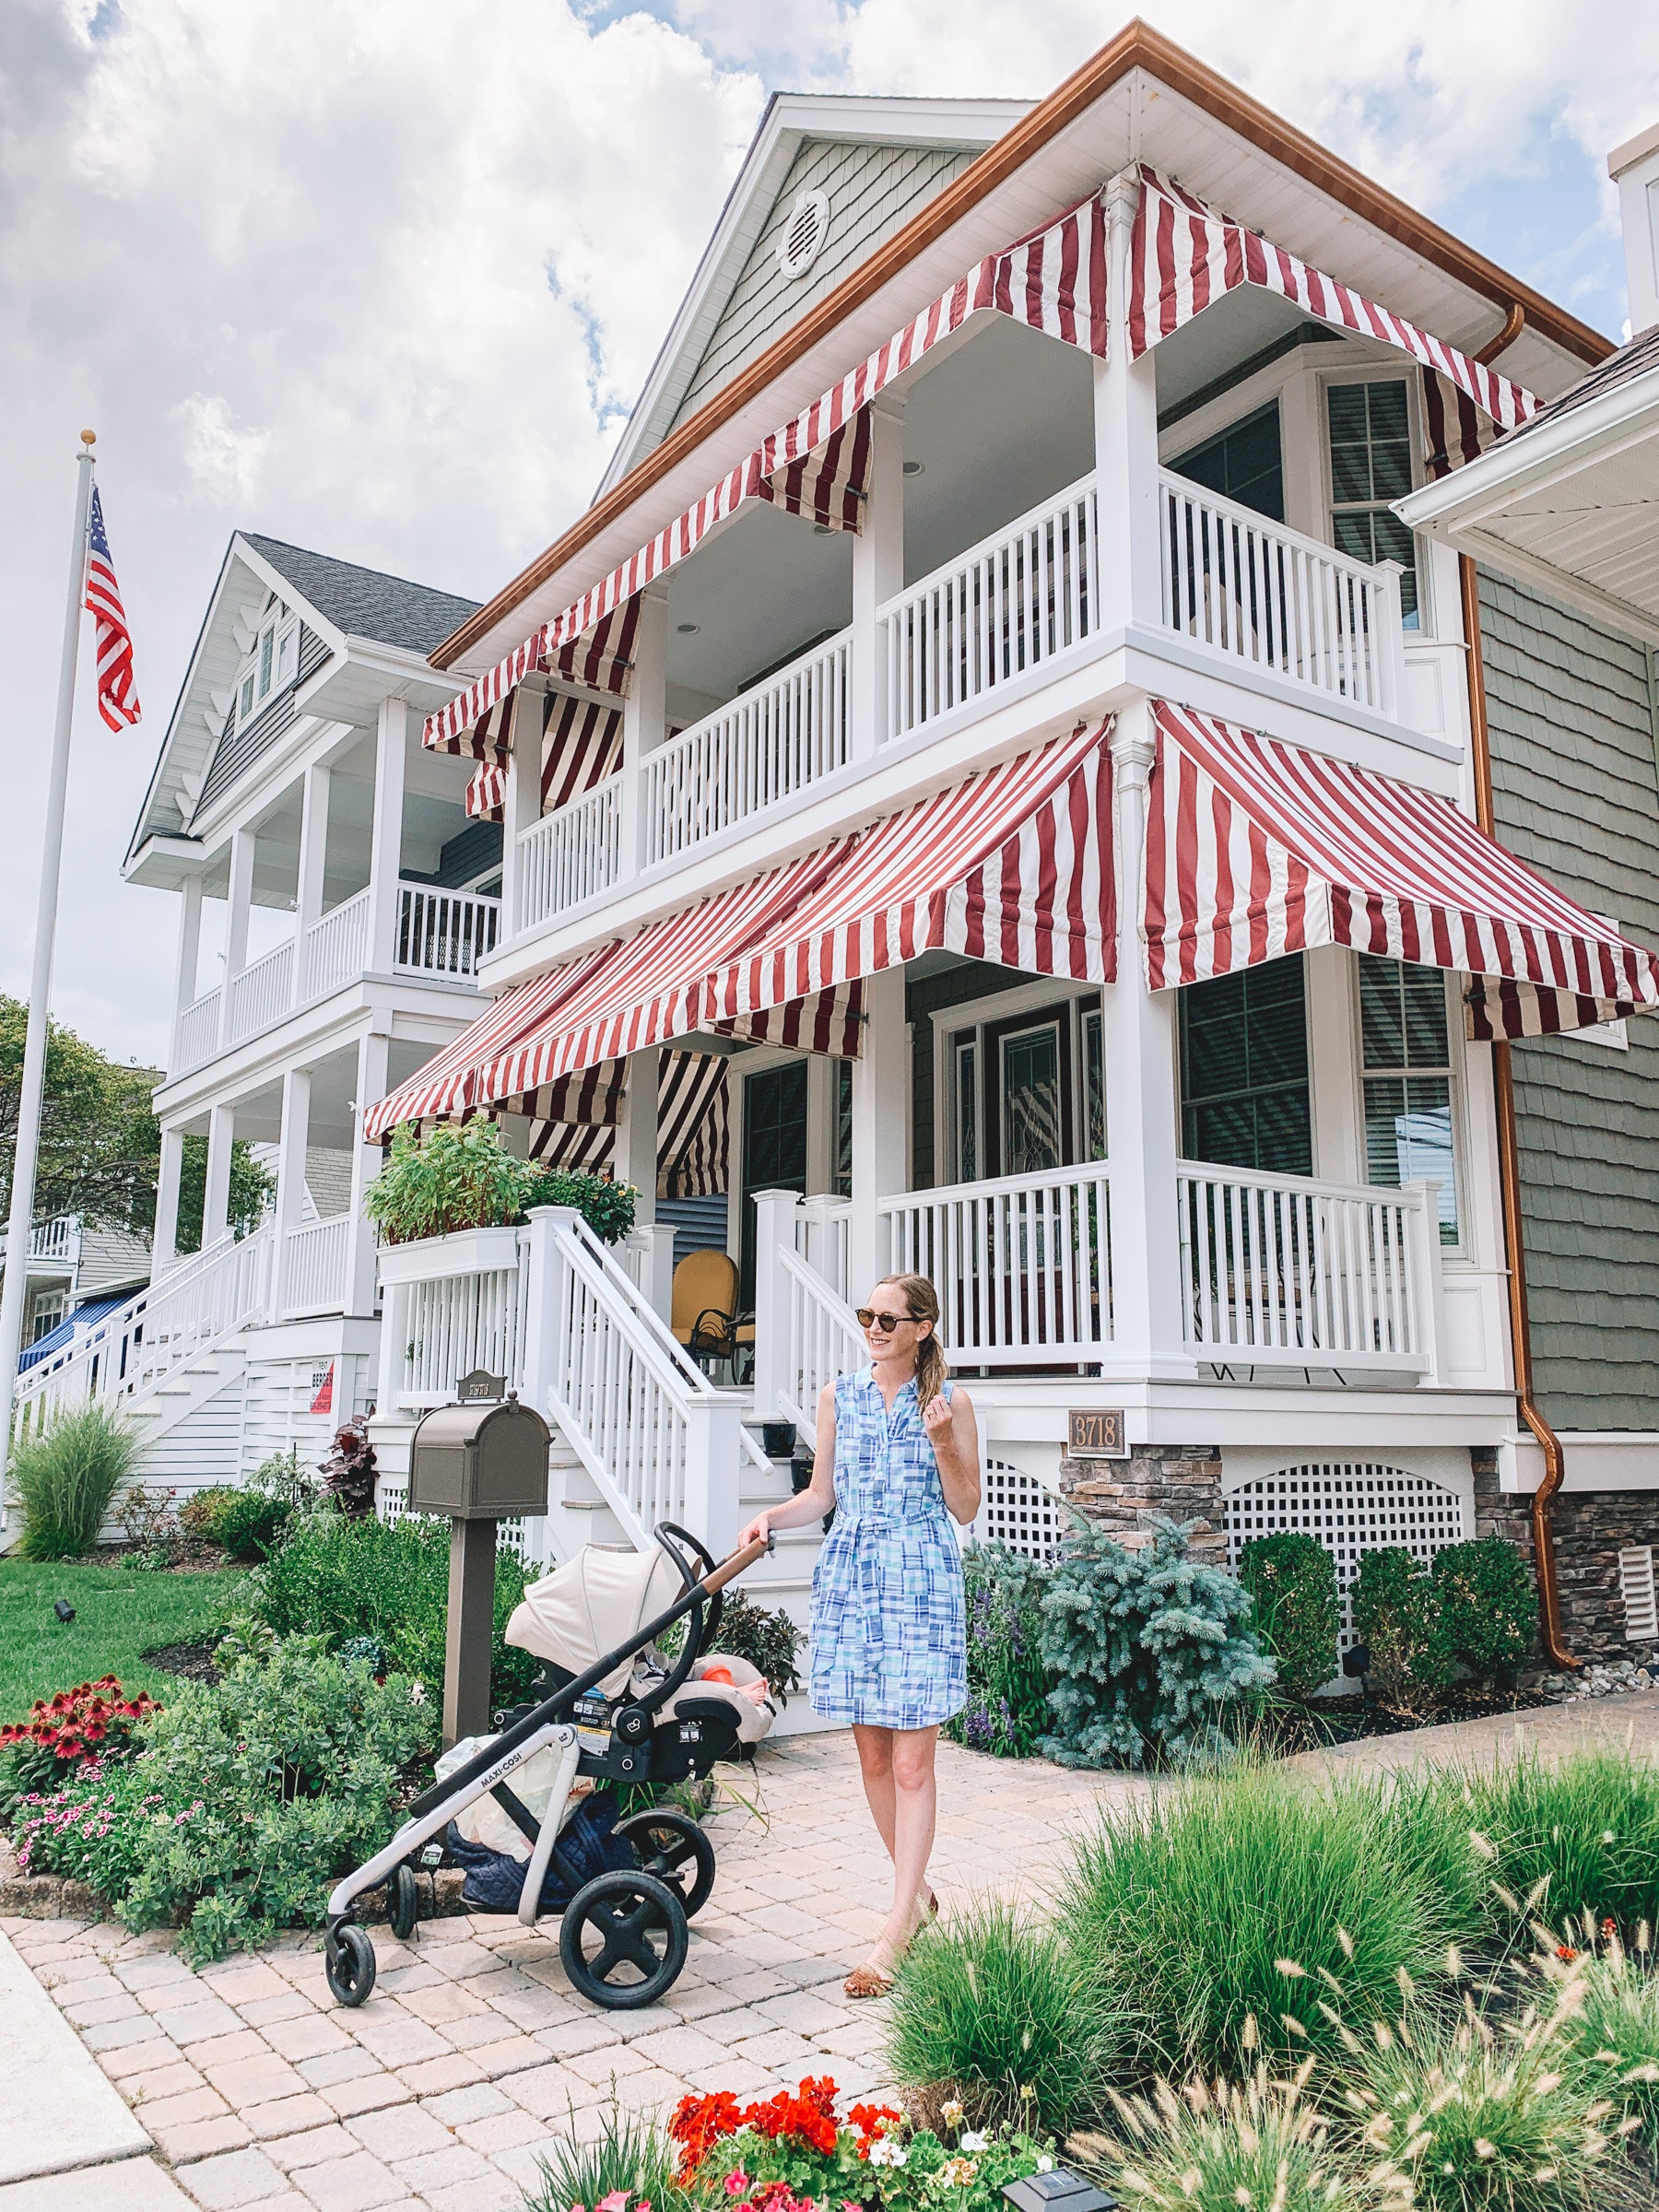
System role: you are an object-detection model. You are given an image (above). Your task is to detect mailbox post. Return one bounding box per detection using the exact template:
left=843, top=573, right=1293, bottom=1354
left=407, top=1373, right=550, bottom=1747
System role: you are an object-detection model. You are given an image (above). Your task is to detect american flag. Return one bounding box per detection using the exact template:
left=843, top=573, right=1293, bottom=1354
left=84, top=484, right=142, bottom=731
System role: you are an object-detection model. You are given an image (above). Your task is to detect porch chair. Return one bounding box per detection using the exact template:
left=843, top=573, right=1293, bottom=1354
left=671, top=1249, right=749, bottom=1381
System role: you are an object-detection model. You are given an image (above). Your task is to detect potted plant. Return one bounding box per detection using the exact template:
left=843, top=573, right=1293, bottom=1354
left=370, top=1121, right=527, bottom=1285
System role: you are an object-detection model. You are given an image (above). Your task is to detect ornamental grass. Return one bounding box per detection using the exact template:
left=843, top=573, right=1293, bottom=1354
left=7, top=1402, right=143, bottom=1559
left=1447, top=1743, right=1659, bottom=1940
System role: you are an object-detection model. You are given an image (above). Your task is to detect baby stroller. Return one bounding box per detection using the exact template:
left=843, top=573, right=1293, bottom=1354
left=323, top=1524, right=776, bottom=2011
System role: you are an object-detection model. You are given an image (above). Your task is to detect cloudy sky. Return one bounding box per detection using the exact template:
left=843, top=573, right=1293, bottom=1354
left=3, top=0, right=1655, bottom=1072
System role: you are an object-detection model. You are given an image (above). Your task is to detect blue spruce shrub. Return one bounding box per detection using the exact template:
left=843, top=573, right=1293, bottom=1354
left=1036, top=1516, right=1275, bottom=1769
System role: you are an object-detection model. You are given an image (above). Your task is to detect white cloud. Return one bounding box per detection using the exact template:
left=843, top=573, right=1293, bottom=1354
left=2, top=0, right=1653, bottom=1075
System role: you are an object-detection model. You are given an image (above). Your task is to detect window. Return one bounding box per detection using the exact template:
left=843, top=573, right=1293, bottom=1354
left=240, top=672, right=254, bottom=721
left=1083, top=1007, right=1105, bottom=1160
left=1358, top=957, right=1459, bottom=1243
left=1327, top=382, right=1419, bottom=625
left=954, top=1041, right=978, bottom=1183
left=1000, top=1022, right=1063, bottom=1175
left=1170, top=399, right=1285, bottom=522
left=1180, top=957, right=1312, bottom=1176
left=28, top=1288, right=66, bottom=1344
left=276, top=621, right=297, bottom=686
left=257, top=625, right=274, bottom=699
left=834, top=1059, right=853, bottom=1197
left=740, top=1061, right=807, bottom=1300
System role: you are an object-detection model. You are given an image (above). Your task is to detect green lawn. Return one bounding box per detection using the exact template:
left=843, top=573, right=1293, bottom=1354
left=0, top=1561, right=248, bottom=1721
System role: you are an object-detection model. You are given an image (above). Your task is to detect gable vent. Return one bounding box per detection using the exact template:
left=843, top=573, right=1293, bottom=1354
left=776, top=189, right=830, bottom=281
left=1620, top=1547, right=1657, bottom=1641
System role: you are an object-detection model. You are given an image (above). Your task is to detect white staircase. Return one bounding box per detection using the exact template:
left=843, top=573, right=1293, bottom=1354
left=12, top=1227, right=274, bottom=1454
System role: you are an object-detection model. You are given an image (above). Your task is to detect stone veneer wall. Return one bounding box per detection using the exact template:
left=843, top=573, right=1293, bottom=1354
left=1057, top=1442, right=1226, bottom=1555
left=1472, top=1445, right=1659, bottom=1661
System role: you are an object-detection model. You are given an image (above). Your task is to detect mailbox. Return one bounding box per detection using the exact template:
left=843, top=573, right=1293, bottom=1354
left=408, top=1394, right=550, bottom=1521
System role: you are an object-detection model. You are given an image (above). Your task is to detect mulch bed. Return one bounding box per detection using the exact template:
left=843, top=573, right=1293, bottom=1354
left=1262, top=1684, right=1559, bottom=1752
left=140, top=1638, right=224, bottom=1685
left=68, top=1541, right=242, bottom=1573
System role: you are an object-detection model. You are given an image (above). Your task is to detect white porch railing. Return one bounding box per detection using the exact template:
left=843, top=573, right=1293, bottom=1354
left=518, top=772, right=623, bottom=930
left=13, top=1226, right=274, bottom=1438
left=175, top=990, right=222, bottom=1074
left=773, top=1245, right=865, bottom=1432
left=880, top=473, right=1100, bottom=743
left=280, top=1214, right=352, bottom=1319
left=394, top=1245, right=530, bottom=1410
left=881, top=1159, right=1114, bottom=1366
left=225, top=941, right=295, bottom=1043
left=794, top=1196, right=852, bottom=1301
left=645, top=629, right=853, bottom=865
left=1159, top=473, right=1405, bottom=718
left=301, top=888, right=371, bottom=999
left=1176, top=1164, right=1438, bottom=1371
left=394, top=887, right=501, bottom=978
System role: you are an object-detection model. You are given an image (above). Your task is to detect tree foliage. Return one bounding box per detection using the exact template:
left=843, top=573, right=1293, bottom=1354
left=0, top=996, right=159, bottom=1235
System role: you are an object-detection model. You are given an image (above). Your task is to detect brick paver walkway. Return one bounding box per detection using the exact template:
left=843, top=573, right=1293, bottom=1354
left=11, top=1697, right=1659, bottom=2212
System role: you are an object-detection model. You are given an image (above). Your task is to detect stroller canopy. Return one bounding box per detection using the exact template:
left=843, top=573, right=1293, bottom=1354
left=506, top=1543, right=688, bottom=1696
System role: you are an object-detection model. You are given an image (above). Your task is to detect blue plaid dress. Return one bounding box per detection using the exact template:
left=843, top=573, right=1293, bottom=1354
left=808, top=1368, right=966, bottom=1729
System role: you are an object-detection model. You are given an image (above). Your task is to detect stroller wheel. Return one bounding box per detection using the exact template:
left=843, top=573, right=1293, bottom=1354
left=388, top=1864, right=419, bottom=1943
left=617, top=1809, right=716, bottom=1918
left=559, top=1870, right=688, bottom=2009
left=325, top=1924, right=377, bottom=2007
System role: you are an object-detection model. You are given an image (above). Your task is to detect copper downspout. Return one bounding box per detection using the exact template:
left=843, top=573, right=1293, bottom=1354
left=1459, top=547, right=1575, bottom=1669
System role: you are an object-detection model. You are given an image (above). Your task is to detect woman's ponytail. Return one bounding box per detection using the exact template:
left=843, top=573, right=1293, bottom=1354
left=877, top=1272, right=948, bottom=1409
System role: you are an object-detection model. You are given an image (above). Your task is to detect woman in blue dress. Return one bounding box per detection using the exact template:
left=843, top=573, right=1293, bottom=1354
left=737, top=1273, right=979, bottom=1996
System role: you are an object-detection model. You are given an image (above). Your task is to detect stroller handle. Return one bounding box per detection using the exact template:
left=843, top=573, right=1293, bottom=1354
left=700, top=1533, right=771, bottom=1595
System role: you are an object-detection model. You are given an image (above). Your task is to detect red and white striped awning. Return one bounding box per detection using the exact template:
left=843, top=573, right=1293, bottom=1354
left=425, top=192, right=1108, bottom=759
left=524, top=1047, right=730, bottom=1200
left=465, top=690, right=626, bottom=822
left=702, top=716, right=1117, bottom=1030
left=1128, top=165, right=1538, bottom=471
left=1144, top=700, right=1659, bottom=1040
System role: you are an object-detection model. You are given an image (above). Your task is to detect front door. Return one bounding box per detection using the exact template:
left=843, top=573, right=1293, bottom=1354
left=741, top=1061, right=808, bottom=1302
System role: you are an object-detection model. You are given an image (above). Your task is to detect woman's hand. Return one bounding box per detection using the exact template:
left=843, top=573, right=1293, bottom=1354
left=922, top=1394, right=956, bottom=1445
left=735, top=1507, right=774, bottom=1549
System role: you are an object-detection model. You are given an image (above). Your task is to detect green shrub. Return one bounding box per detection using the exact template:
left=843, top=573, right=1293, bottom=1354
left=1431, top=1536, right=1535, bottom=1682
left=884, top=1899, right=1100, bottom=2130
left=525, top=2095, right=690, bottom=2212
left=179, top=1453, right=312, bottom=1560
left=1055, top=1764, right=1480, bottom=2082
left=706, top=1590, right=804, bottom=1700
left=116, top=1639, right=435, bottom=1960
left=1237, top=1532, right=1338, bottom=1699
left=7, top=1403, right=144, bottom=1559
left=518, top=1166, right=637, bottom=1245
left=241, top=1509, right=538, bottom=1705
left=1036, top=1518, right=1273, bottom=1770
left=1458, top=1743, right=1659, bottom=1936
left=947, top=1544, right=1053, bottom=1759
left=1351, top=1547, right=1452, bottom=1712
left=364, top=1119, right=524, bottom=1244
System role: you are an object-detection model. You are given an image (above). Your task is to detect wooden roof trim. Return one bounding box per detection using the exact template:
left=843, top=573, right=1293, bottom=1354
left=433, top=17, right=1612, bottom=670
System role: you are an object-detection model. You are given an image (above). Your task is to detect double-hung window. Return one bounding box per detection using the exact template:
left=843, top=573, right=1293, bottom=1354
left=1179, top=957, right=1312, bottom=1176
left=1326, top=381, right=1419, bottom=626
left=1358, top=957, right=1459, bottom=1244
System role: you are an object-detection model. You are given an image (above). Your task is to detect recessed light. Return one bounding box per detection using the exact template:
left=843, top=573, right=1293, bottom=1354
left=903, top=460, right=924, bottom=477
left=677, top=622, right=700, bottom=635
left=813, top=524, right=833, bottom=536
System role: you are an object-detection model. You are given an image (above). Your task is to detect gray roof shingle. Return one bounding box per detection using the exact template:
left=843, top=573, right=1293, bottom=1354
left=1511, top=323, right=1659, bottom=441
left=242, top=535, right=479, bottom=654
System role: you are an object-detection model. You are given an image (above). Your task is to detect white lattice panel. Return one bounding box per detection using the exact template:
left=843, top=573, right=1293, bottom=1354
left=1225, top=1464, right=1465, bottom=1651
left=375, top=1481, right=535, bottom=1561
left=971, top=1456, right=1065, bottom=1561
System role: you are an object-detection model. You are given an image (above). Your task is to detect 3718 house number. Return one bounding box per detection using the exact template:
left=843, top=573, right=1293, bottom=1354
left=1067, top=1408, right=1127, bottom=1457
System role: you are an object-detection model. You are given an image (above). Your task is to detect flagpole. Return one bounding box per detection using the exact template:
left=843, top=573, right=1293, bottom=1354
left=0, top=431, right=97, bottom=1500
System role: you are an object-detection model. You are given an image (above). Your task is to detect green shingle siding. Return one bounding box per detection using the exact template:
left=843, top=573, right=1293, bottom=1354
left=1477, top=566, right=1659, bottom=1430
left=672, top=139, right=979, bottom=432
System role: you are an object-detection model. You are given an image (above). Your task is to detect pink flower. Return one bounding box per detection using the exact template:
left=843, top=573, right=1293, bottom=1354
left=598, top=2193, right=630, bottom=2212
left=725, top=2176, right=751, bottom=2199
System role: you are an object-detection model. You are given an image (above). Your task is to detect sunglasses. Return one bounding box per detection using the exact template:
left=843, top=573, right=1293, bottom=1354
left=856, top=1308, right=916, bottom=1334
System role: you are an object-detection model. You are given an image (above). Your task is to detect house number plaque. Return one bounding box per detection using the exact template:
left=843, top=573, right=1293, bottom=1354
left=1067, top=1407, right=1127, bottom=1458
left=456, top=1369, right=506, bottom=1404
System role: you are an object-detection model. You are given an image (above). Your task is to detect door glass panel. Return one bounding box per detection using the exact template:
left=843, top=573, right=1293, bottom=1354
left=955, top=1041, right=978, bottom=1183
left=833, top=1059, right=852, bottom=1198
left=1083, top=1008, right=1106, bottom=1160
left=741, top=1061, right=808, bottom=1300
left=1170, top=400, right=1285, bottom=523
left=1000, top=1025, right=1062, bottom=1175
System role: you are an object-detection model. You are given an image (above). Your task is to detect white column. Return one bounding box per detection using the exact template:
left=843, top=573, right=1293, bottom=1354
left=615, top=1047, right=659, bottom=1225
left=170, top=873, right=204, bottom=1071
left=500, top=682, right=543, bottom=938
left=151, top=1125, right=186, bottom=1277
left=293, top=760, right=332, bottom=1000
left=1095, top=171, right=1162, bottom=635
left=366, top=697, right=408, bottom=973
left=347, top=1030, right=390, bottom=1317
left=851, top=399, right=905, bottom=759
left=847, top=965, right=907, bottom=1300
left=1102, top=704, right=1191, bottom=1378
left=271, top=1064, right=312, bottom=1320
left=804, top=1055, right=835, bottom=1194
left=1306, top=945, right=1363, bottom=1186
left=218, top=826, right=257, bottom=1044
left=201, top=1100, right=237, bottom=1249
left=620, top=584, right=667, bottom=879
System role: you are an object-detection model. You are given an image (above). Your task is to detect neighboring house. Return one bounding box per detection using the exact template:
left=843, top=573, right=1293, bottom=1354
left=356, top=25, right=1659, bottom=1666
left=13, top=535, right=489, bottom=1490
left=0, top=1214, right=149, bottom=1363
left=1397, top=119, right=1659, bottom=1657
